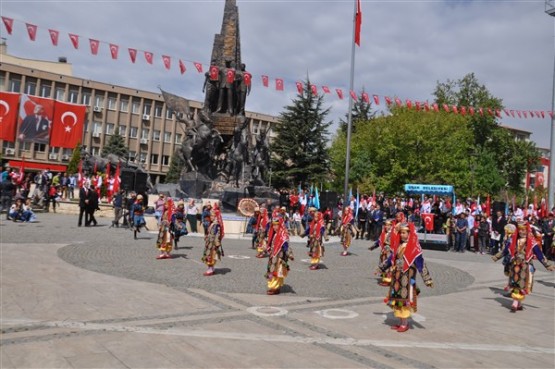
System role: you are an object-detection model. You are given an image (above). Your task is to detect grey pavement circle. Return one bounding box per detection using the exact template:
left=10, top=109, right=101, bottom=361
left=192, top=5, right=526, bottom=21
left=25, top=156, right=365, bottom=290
left=3, top=213, right=474, bottom=300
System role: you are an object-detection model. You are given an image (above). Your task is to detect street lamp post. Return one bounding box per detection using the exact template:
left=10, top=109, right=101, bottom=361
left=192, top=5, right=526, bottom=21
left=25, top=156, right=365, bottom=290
left=546, top=0, right=555, bottom=211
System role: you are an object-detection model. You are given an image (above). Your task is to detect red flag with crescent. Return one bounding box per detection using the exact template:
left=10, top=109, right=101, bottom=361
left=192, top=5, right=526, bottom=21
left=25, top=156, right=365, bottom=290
left=162, top=55, right=171, bottom=70
left=26, top=23, right=38, bottom=41
left=0, top=91, right=20, bottom=142
left=109, top=44, right=119, bottom=59
left=144, top=51, right=154, bottom=64
left=349, top=90, right=357, bottom=101
left=310, top=84, right=318, bottom=95
left=89, top=39, right=100, bottom=55
left=113, top=162, right=121, bottom=193
left=421, top=213, right=434, bottom=232
left=128, top=48, right=137, bottom=63
left=226, top=69, right=235, bottom=84
left=336, top=89, right=344, bottom=100
left=322, top=86, right=331, bottom=94
left=49, top=29, right=59, bottom=46
left=296, top=82, right=304, bottom=94
left=69, top=33, right=79, bottom=49
left=50, top=101, right=86, bottom=149
left=179, top=59, right=186, bottom=74
left=243, top=72, right=252, bottom=86
left=209, top=65, right=219, bottom=81
left=275, top=78, right=284, bottom=91
left=2, top=16, right=13, bottom=34
left=261, top=75, right=269, bottom=87
left=194, top=62, right=203, bottom=73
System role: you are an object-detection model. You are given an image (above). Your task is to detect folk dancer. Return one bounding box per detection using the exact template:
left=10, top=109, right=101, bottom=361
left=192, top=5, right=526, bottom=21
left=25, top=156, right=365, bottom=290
left=339, top=206, right=356, bottom=256
left=492, top=221, right=555, bottom=312
left=250, top=207, right=261, bottom=249
left=202, top=203, right=225, bottom=276
left=156, top=198, right=175, bottom=259
left=130, top=194, right=146, bottom=240
left=305, top=210, right=325, bottom=270
left=170, top=211, right=189, bottom=250
left=255, top=207, right=270, bottom=258
left=378, top=222, right=434, bottom=332
left=370, top=219, right=395, bottom=286
left=266, top=217, right=294, bottom=295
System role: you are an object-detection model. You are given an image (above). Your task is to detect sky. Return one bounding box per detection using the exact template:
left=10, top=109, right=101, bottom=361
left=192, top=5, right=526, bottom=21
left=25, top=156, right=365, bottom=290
left=1, top=0, right=554, bottom=149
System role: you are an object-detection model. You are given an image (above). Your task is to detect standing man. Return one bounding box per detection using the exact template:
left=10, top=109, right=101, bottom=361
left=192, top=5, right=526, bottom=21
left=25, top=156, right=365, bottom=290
left=217, top=60, right=235, bottom=115
left=542, top=213, right=554, bottom=260
left=78, top=183, right=90, bottom=227
left=202, top=59, right=220, bottom=113
left=18, top=104, right=51, bottom=143
left=455, top=213, right=468, bottom=253
left=111, top=189, right=125, bottom=228
left=235, top=63, right=251, bottom=116
left=87, top=185, right=99, bottom=226
left=491, top=210, right=507, bottom=255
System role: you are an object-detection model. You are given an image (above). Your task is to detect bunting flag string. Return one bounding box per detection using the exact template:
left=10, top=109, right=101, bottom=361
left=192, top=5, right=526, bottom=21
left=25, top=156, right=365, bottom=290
left=1, top=14, right=554, bottom=120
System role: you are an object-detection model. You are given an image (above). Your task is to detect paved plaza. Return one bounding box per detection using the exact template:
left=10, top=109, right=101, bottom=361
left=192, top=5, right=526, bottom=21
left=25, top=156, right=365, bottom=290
left=1, top=213, right=554, bottom=368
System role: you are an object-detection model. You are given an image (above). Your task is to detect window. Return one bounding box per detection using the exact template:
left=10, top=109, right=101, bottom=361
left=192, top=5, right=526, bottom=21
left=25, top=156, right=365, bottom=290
left=68, top=89, right=79, bottom=104
left=84, top=122, right=89, bottom=132
left=150, top=154, right=159, bottom=165
left=0, top=73, right=5, bottom=92
left=63, top=148, right=72, bottom=156
left=25, top=80, right=37, bottom=95
left=165, top=109, right=173, bottom=119
left=143, top=101, right=152, bottom=115
left=40, top=83, right=52, bottom=97
left=21, top=142, right=32, bottom=151
left=94, top=95, right=104, bottom=108
left=131, top=100, right=140, bottom=114
left=9, top=77, right=21, bottom=92
left=141, top=128, right=150, bottom=140
left=118, top=125, right=127, bottom=137
left=105, top=123, right=115, bottom=135
left=120, top=98, right=129, bottom=112
left=139, top=152, right=147, bottom=164
left=107, top=95, right=117, bottom=110
left=152, top=130, right=160, bottom=141
left=34, top=143, right=46, bottom=153
left=91, top=147, right=99, bottom=156
left=55, top=87, right=65, bottom=101
left=175, top=133, right=182, bottom=144
left=82, top=92, right=91, bottom=106
left=162, top=155, right=170, bottom=166
left=154, top=103, right=163, bottom=118
left=129, top=127, right=138, bottom=138
left=164, top=131, right=172, bottom=143
left=128, top=151, right=136, bottom=161
left=93, top=122, right=102, bottom=135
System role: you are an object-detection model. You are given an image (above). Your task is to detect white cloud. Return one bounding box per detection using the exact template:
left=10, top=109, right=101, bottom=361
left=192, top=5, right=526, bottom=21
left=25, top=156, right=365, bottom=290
left=2, top=0, right=554, bottom=148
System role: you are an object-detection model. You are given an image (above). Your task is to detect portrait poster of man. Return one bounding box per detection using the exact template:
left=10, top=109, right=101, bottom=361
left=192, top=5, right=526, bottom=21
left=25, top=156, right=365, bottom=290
left=18, top=94, right=54, bottom=144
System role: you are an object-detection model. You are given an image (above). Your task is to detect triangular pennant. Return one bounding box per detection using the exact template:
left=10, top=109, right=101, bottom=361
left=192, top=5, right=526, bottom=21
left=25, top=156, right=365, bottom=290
left=26, top=23, right=38, bottom=41
left=275, top=78, right=284, bottom=91
left=144, top=51, right=154, bottom=64
left=48, top=29, right=59, bottom=46
left=69, top=33, right=79, bottom=49
left=1, top=16, right=13, bottom=35
left=261, top=75, right=269, bottom=87
left=128, top=48, right=137, bottom=63
left=89, top=39, right=100, bottom=55
left=162, top=55, right=171, bottom=70
left=336, top=88, right=344, bottom=100
left=179, top=59, right=186, bottom=74
left=109, top=44, right=119, bottom=59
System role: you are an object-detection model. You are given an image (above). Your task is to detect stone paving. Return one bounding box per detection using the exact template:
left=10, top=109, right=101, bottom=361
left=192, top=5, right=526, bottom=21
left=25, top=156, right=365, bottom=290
left=1, top=212, right=554, bottom=368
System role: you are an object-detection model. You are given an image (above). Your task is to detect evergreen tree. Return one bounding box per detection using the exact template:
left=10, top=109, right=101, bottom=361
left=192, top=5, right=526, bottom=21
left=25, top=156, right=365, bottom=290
left=339, top=89, right=376, bottom=134
left=270, top=78, right=332, bottom=188
left=101, top=129, right=129, bottom=159
left=66, top=142, right=81, bottom=175
left=165, top=152, right=184, bottom=183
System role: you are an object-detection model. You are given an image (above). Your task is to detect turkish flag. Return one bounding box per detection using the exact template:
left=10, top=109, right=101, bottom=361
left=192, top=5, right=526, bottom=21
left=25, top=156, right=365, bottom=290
left=179, top=59, right=186, bottom=74
left=128, top=48, right=137, bottom=63
left=479, top=107, right=484, bottom=116
left=406, top=99, right=412, bottom=109
left=336, top=89, right=344, bottom=100
left=244, top=72, right=252, bottom=86
left=350, top=90, right=357, bottom=101
left=362, top=92, right=369, bottom=103
left=261, top=75, right=269, bottom=87
left=395, top=98, right=402, bottom=107
left=26, top=23, right=38, bottom=41
left=487, top=108, right=493, bottom=116
left=460, top=106, right=466, bottom=116
left=541, top=111, right=545, bottom=119
left=522, top=111, right=528, bottom=118
left=432, top=103, right=439, bottom=112
left=452, top=105, right=458, bottom=114
left=310, top=84, right=318, bottom=95
left=49, top=29, right=59, bottom=46
left=89, top=39, right=100, bottom=55
left=50, top=101, right=86, bottom=149
left=113, top=162, right=121, bottom=193
left=296, top=82, right=304, bottom=94
left=2, top=16, right=13, bottom=34
left=385, top=96, right=392, bottom=105
left=275, top=78, right=284, bottom=91
left=469, top=107, right=475, bottom=116
left=226, top=69, right=235, bottom=84
left=516, top=110, right=522, bottom=118
left=162, top=55, right=171, bottom=70
left=322, top=86, right=330, bottom=94
left=194, top=62, right=203, bottom=73
left=496, top=109, right=502, bottom=118
left=536, top=172, right=545, bottom=187
left=415, top=101, right=421, bottom=111
left=424, top=101, right=430, bottom=111
left=373, top=94, right=380, bottom=105
left=443, top=104, right=449, bottom=112
left=209, top=65, right=219, bottom=80
left=421, top=213, right=434, bottom=232
left=0, top=92, right=20, bottom=142
left=354, top=0, right=362, bottom=46
left=69, top=33, right=79, bottom=49
left=144, top=51, right=154, bottom=64
left=109, top=44, right=119, bottom=59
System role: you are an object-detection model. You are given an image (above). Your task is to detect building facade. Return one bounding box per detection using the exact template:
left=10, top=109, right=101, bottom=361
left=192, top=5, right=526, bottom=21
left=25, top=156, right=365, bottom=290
left=0, top=42, right=277, bottom=184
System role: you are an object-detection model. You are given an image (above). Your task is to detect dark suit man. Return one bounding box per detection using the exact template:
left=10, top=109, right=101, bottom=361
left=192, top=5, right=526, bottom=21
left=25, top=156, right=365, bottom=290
left=78, top=185, right=90, bottom=227
left=87, top=185, right=99, bottom=226
left=18, top=105, right=50, bottom=143
left=491, top=210, right=507, bottom=255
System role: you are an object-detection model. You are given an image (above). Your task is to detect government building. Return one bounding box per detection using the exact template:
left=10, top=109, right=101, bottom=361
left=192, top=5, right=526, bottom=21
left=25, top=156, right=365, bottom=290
left=0, top=41, right=277, bottom=184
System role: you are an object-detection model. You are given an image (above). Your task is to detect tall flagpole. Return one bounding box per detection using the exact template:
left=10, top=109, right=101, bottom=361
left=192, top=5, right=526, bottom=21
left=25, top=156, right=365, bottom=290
left=343, top=0, right=358, bottom=209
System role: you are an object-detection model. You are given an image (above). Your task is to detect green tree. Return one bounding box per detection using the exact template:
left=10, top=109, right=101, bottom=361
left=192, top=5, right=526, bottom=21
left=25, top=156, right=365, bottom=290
left=270, top=79, right=332, bottom=188
left=165, top=152, right=184, bottom=183
left=338, top=89, right=376, bottom=134
left=66, top=142, right=82, bottom=175
left=101, top=129, right=129, bottom=159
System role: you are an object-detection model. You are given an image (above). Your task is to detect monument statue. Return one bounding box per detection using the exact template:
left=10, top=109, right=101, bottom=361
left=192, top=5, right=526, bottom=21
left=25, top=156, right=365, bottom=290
left=235, top=63, right=251, bottom=116
left=202, top=60, right=220, bottom=113
left=217, top=60, right=236, bottom=115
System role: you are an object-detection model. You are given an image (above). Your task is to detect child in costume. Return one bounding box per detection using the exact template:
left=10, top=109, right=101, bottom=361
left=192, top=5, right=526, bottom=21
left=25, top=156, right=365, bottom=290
left=255, top=207, right=270, bottom=258
left=305, top=210, right=325, bottom=270
left=370, top=219, right=394, bottom=286
left=266, top=217, right=294, bottom=295
left=156, top=198, right=174, bottom=259
left=492, top=221, right=555, bottom=312
left=130, top=194, right=146, bottom=240
left=201, top=203, right=225, bottom=276
left=339, top=206, right=356, bottom=256
left=378, top=222, right=434, bottom=332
